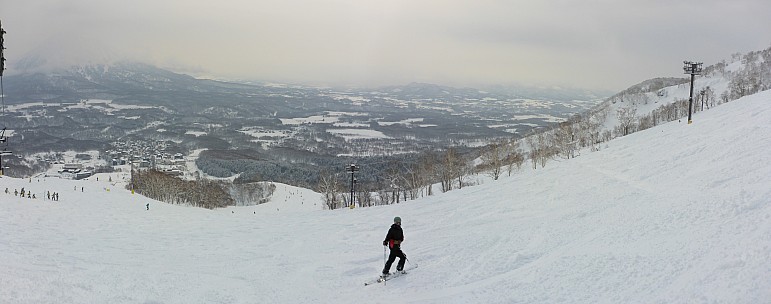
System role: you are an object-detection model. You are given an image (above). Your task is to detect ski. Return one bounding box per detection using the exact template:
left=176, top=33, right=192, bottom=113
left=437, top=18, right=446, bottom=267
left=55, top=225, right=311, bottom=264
left=363, top=263, right=418, bottom=286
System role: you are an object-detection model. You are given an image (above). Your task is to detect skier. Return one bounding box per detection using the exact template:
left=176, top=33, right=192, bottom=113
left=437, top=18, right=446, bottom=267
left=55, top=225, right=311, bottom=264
left=382, top=216, right=407, bottom=276
left=146, top=203, right=149, bottom=211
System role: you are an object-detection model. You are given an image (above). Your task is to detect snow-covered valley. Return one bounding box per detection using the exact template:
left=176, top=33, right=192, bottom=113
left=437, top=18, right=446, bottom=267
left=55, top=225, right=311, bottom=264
left=1, top=88, right=769, bottom=303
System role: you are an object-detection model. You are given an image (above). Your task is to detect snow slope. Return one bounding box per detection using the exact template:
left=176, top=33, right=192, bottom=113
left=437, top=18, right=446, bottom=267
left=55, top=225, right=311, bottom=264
left=1, top=90, right=770, bottom=303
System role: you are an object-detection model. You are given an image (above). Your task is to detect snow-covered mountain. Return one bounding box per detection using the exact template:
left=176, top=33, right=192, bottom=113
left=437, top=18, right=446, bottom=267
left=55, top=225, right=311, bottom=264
left=1, top=83, right=769, bottom=303
left=504, top=47, right=771, bottom=162
left=593, top=47, right=771, bottom=134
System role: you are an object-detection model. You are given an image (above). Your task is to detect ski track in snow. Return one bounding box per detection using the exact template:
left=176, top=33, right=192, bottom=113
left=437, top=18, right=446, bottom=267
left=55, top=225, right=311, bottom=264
left=0, top=90, right=770, bottom=303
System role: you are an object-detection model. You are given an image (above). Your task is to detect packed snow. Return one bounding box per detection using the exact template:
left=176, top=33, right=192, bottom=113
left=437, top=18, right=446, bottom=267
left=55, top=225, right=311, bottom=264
left=1, top=90, right=770, bottom=303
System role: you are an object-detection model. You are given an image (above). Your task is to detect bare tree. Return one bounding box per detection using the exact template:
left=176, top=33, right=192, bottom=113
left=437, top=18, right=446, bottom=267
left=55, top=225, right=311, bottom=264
left=480, top=141, right=504, bottom=180
left=356, top=185, right=374, bottom=207
left=438, top=148, right=457, bottom=192
left=505, top=139, right=524, bottom=176
left=616, top=105, right=638, bottom=136
left=317, top=169, right=343, bottom=210
left=554, top=122, right=578, bottom=159
left=525, top=132, right=539, bottom=170
left=705, top=86, right=716, bottom=109
left=453, top=149, right=471, bottom=189
left=536, top=131, right=553, bottom=168
left=377, top=189, right=393, bottom=205
left=418, top=152, right=437, bottom=196
left=403, top=162, right=422, bottom=200
left=576, top=115, right=601, bottom=152
left=385, top=160, right=404, bottom=204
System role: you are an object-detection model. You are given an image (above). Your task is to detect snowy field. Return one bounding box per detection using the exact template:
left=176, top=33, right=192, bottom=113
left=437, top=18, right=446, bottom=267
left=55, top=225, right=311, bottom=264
left=1, top=90, right=770, bottom=303
left=326, top=128, right=391, bottom=140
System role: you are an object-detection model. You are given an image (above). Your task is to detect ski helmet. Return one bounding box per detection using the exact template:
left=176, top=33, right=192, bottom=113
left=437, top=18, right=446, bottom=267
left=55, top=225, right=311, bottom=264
left=394, top=216, right=401, bottom=223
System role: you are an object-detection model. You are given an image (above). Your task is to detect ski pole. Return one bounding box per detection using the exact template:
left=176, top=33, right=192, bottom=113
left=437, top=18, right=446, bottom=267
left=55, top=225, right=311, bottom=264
left=406, top=255, right=417, bottom=268
left=383, top=245, right=388, bottom=286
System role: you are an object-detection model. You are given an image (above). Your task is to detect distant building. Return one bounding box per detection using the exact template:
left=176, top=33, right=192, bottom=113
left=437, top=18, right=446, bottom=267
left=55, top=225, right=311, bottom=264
left=75, top=171, right=93, bottom=180
left=60, top=171, right=76, bottom=179
left=63, top=163, right=83, bottom=171
left=58, top=165, right=92, bottom=179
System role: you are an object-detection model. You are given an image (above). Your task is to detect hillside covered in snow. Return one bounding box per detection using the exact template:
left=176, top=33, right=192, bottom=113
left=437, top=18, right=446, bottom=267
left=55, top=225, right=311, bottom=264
left=593, top=47, right=770, bottom=135
left=1, top=80, right=769, bottom=303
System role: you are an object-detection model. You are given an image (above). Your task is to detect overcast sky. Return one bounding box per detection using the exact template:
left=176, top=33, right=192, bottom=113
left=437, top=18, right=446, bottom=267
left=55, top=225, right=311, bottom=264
left=2, top=0, right=770, bottom=91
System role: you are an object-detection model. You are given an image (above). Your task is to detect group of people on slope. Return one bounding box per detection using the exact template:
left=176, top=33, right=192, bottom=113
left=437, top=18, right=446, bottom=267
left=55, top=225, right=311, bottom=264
left=4, top=187, right=60, bottom=201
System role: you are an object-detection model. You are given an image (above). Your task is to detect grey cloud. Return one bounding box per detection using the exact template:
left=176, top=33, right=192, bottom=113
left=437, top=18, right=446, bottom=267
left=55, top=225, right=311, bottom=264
left=1, top=0, right=769, bottom=91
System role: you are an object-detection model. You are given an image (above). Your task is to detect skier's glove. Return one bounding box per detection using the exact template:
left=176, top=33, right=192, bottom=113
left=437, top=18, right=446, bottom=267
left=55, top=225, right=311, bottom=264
left=383, top=240, right=388, bottom=246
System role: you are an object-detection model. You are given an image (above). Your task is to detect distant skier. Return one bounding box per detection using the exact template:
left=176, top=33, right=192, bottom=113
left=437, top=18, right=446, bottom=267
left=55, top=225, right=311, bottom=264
left=146, top=203, right=149, bottom=211
left=382, top=216, right=407, bottom=276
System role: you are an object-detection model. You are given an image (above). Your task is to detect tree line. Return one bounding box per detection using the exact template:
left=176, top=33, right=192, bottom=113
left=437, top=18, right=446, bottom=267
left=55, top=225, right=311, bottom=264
left=129, top=169, right=275, bottom=209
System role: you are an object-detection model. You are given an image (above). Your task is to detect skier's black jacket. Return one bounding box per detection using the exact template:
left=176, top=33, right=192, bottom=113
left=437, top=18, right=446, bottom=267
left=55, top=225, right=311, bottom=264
left=384, top=224, right=404, bottom=249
